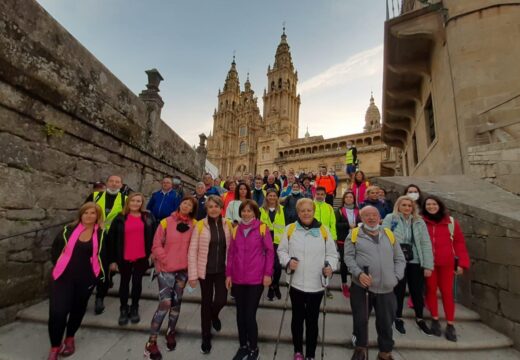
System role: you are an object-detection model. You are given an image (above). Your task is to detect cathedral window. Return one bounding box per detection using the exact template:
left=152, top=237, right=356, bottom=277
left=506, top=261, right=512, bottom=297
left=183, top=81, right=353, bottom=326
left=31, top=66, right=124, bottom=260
left=271, top=81, right=275, bottom=90
left=425, top=96, right=436, bottom=145
left=239, top=126, right=247, bottom=137
left=240, top=141, right=247, bottom=154
left=278, top=78, right=282, bottom=89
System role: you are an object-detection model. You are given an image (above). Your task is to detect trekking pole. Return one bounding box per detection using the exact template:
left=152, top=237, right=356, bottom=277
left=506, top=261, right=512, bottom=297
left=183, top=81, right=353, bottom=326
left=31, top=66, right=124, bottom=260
left=321, top=260, right=331, bottom=360
left=363, top=266, right=370, bottom=360
left=273, top=259, right=297, bottom=360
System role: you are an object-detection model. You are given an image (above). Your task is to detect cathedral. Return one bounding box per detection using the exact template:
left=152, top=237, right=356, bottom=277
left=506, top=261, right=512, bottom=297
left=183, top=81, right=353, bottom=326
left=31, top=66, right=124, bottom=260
left=206, top=30, right=390, bottom=191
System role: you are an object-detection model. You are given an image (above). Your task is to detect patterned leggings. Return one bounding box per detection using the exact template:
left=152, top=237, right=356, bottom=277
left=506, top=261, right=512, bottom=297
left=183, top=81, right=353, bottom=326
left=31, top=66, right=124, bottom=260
left=150, top=271, right=187, bottom=336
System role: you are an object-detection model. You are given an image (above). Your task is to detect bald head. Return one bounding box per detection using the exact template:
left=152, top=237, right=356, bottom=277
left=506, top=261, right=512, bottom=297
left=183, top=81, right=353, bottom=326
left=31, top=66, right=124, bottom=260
left=360, top=205, right=380, bottom=227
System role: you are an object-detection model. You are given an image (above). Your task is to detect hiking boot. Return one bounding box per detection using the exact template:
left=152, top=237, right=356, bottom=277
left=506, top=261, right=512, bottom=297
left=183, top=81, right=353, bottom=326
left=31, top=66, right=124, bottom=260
left=94, top=297, right=105, bottom=315
left=144, top=340, right=162, bottom=360
left=165, top=328, right=176, bottom=351
left=350, top=347, right=367, bottom=360
left=60, top=336, right=75, bottom=356
left=274, top=285, right=282, bottom=300
left=130, top=305, right=140, bottom=324
left=294, top=352, right=304, bottom=360
left=267, top=287, right=275, bottom=301
left=341, top=283, right=350, bottom=298
left=377, top=352, right=394, bottom=360
left=200, top=338, right=212, bottom=354
left=47, top=347, right=60, bottom=360
left=394, top=318, right=406, bottom=334
left=246, top=347, right=259, bottom=360
left=416, top=319, right=432, bottom=336
left=430, top=319, right=442, bottom=337
left=445, top=324, right=457, bottom=342
left=326, top=288, right=333, bottom=299
left=232, top=346, right=249, bottom=360
left=118, top=305, right=129, bottom=326
left=212, top=318, right=222, bottom=332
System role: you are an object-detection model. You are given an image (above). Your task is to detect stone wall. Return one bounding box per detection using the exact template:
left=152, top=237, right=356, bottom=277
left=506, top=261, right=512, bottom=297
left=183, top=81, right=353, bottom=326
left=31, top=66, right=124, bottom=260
left=374, top=175, right=520, bottom=349
left=0, top=0, right=205, bottom=322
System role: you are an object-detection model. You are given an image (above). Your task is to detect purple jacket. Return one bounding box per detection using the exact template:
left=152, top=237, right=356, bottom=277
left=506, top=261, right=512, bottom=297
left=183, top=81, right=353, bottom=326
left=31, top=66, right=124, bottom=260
left=226, top=219, right=274, bottom=285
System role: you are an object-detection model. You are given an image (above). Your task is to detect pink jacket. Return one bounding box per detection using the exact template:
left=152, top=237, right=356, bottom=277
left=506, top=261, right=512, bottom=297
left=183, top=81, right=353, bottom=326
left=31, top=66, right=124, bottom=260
left=188, top=217, right=232, bottom=281
left=152, top=213, right=195, bottom=273
left=226, top=219, right=274, bottom=285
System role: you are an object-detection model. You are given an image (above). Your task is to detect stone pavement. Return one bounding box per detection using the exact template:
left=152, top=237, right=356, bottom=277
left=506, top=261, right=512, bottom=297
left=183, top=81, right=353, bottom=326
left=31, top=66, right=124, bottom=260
left=1, top=274, right=519, bottom=359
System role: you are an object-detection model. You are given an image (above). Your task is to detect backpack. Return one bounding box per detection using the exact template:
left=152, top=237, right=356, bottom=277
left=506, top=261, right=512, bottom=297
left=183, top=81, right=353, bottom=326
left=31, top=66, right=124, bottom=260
left=159, top=217, right=197, bottom=246
left=195, top=218, right=234, bottom=237
left=286, top=222, right=328, bottom=241
left=350, top=226, right=395, bottom=245
left=231, top=222, right=267, bottom=240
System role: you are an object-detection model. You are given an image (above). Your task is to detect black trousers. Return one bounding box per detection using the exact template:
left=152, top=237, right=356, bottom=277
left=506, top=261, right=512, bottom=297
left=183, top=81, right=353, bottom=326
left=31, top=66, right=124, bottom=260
left=199, top=272, right=227, bottom=340
left=272, top=244, right=282, bottom=288
left=234, top=284, right=264, bottom=349
left=394, top=262, right=425, bottom=319
left=118, top=257, right=148, bottom=307
left=350, top=284, right=396, bottom=353
left=95, top=271, right=113, bottom=300
left=289, top=286, right=323, bottom=358
left=337, top=242, right=349, bottom=284
left=48, top=275, right=95, bottom=347
left=325, top=194, right=334, bottom=207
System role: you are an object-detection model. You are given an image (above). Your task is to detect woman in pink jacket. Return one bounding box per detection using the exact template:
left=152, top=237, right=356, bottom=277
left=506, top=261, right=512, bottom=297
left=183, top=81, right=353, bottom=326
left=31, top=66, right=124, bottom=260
left=144, top=196, right=198, bottom=360
left=226, top=199, right=274, bottom=360
left=188, top=195, right=233, bottom=354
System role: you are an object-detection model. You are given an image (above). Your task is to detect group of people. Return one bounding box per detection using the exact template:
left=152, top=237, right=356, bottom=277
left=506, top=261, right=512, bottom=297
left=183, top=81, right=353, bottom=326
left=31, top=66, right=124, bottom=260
left=46, top=168, right=469, bottom=360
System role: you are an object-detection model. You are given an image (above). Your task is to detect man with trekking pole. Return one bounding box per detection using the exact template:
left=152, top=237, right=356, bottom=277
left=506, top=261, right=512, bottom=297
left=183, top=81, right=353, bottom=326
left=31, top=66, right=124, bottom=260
left=344, top=206, right=405, bottom=360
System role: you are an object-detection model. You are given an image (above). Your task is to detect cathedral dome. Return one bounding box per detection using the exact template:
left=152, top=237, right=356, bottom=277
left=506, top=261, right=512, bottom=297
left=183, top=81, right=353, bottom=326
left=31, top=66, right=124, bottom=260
left=364, top=93, right=381, bottom=132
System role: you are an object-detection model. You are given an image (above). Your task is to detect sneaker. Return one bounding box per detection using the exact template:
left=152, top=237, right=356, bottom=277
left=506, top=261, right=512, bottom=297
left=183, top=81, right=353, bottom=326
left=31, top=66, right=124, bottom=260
left=416, top=319, right=432, bottom=336
left=118, top=305, right=129, bottom=326
left=165, top=328, right=176, bottom=351
left=212, top=318, right=222, bottom=332
left=200, top=339, right=212, bottom=354
left=232, top=346, right=249, bottom=360
left=350, top=347, right=367, bottom=360
left=394, top=318, right=406, bottom=335
left=267, top=287, right=275, bottom=301
left=326, top=288, right=333, bottom=299
left=430, top=319, right=442, bottom=337
left=130, top=305, right=140, bottom=324
left=294, top=352, right=304, bottom=360
left=94, top=298, right=105, bottom=315
left=144, top=340, right=162, bottom=360
left=445, top=324, right=457, bottom=342
left=274, top=285, right=282, bottom=300
left=246, top=348, right=259, bottom=360
left=47, top=347, right=60, bottom=360
left=341, top=284, right=351, bottom=298
left=60, top=336, right=75, bottom=356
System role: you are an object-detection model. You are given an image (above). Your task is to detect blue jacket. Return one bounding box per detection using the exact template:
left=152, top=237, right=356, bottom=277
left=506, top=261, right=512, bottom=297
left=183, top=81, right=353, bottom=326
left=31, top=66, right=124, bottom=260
left=359, top=198, right=390, bottom=220
left=147, top=189, right=183, bottom=221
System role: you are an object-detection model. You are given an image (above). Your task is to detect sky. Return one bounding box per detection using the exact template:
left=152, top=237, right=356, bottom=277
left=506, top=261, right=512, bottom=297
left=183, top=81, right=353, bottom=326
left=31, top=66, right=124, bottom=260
left=36, top=1, right=386, bottom=147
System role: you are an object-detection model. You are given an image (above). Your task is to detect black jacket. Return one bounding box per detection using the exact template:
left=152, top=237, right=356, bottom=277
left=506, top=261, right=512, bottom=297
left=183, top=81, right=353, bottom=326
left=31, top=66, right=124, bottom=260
left=107, top=212, right=157, bottom=265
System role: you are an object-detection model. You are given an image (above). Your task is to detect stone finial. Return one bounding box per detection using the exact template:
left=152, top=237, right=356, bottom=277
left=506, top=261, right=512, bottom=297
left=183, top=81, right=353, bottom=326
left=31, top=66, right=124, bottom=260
left=198, top=133, right=207, bottom=148
left=140, top=68, right=164, bottom=108
left=145, top=69, right=164, bottom=92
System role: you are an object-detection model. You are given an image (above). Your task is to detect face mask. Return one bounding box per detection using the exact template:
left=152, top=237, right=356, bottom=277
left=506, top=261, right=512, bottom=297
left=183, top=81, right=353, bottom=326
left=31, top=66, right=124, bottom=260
left=292, top=190, right=300, bottom=195
left=106, top=188, right=119, bottom=195
left=173, top=179, right=181, bottom=185
left=363, top=224, right=380, bottom=232
left=255, top=186, right=262, bottom=191
left=407, top=192, right=419, bottom=201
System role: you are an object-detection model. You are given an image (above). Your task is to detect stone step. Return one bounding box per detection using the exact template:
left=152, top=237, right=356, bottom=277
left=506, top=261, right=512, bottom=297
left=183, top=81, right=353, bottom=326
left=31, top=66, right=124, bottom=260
left=3, top=321, right=520, bottom=360
left=107, top=275, right=481, bottom=321
left=17, top=296, right=513, bottom=351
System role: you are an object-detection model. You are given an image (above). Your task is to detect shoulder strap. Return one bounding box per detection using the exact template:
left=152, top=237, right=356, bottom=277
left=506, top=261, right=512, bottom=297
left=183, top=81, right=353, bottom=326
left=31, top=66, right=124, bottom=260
left=232, top=226, right=238, bottom=240
left=320, top=225, right=328, bottom=241
left=259, top=223, right=267, bottom=236
left=448, top=216, right=455, bottom=241
left=197, top=220, right=204, bottom=235
left=287, top=223, right=297, bottom=240
left=384, top=228, right=396, bottom=245
left=93, top=191, right=103, bottom=203
left=351, top=227, right=360, bottom=243
left=160, top=218, right=168, bottom=230
left=225, top=219, right=234, bottom=234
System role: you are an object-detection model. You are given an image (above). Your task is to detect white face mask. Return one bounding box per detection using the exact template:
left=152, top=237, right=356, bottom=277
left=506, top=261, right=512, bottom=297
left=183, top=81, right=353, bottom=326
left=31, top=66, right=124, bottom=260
left=173, top=179, right=181, bottom=185
left=407, top=192, right=420, bottom=201
left=363, top=224, right=380, bottom=232
left=106, top=188, right=119, bottom=195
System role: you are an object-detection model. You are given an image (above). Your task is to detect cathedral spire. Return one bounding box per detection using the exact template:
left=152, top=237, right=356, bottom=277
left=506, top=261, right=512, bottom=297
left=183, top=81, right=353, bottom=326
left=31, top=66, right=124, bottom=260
left=273, top=27, right=294, bottom=71
left=364, top=93, right=381, bottom=132
left=223, top=54, right=240, bottom=93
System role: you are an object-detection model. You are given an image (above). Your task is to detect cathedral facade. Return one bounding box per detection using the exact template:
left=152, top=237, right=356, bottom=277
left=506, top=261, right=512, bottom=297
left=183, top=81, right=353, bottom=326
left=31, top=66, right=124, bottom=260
left=207, top=30, right=389, bottom=192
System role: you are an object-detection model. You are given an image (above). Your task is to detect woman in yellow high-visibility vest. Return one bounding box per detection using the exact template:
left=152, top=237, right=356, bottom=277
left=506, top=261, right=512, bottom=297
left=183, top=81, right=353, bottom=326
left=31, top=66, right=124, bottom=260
left=259, top=188, right=287, bottom=301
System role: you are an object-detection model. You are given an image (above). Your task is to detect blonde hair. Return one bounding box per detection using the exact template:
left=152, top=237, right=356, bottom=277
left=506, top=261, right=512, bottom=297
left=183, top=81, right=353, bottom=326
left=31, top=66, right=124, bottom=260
left=393, top=195, right=420, bottom=220
left=262, top=189, right=282, bottom=214
left=122, top=192, right=146, bottom=215
left=206, top=194, right=223, bottom=209
left=365, top=185, right=380, bottom=198
left=74, top=202, right=104, bottom=229
left=295, top=198, right=315, bottom=212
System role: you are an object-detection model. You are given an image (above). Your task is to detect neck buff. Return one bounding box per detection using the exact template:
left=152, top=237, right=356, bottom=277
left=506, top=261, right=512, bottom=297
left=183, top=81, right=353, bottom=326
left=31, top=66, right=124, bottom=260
left=241, top=218, right=254, bottom=226
left=343, top=204, right=355, bottom=209
left=363, top=223, right=380, bottom=232
left=106, top=188, right=119, bottom=195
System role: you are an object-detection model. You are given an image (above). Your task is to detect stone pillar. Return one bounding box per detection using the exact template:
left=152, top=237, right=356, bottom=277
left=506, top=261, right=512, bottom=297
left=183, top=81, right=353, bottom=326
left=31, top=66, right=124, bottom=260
left=196, top=133, right=208, bottom=178
left=139, top=69, right=164, bottom=148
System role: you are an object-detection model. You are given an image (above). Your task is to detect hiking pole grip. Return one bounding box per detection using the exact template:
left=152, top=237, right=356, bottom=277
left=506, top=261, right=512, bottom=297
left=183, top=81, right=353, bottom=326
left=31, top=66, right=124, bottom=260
left=363, top=265, right=369, bottom=275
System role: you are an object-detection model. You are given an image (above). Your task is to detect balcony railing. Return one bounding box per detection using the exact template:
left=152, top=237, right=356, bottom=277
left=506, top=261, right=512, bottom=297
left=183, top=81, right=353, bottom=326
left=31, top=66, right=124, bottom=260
left=387, top=0, right=437, bottom=20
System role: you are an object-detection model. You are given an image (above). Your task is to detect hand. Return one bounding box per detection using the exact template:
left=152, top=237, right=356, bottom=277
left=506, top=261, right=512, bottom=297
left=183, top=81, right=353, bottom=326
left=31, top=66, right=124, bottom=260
left=288, top=259, right=299, bottom=271
left=424, top=269, right=433, bottom=278
left=322, top=265, right=333, bottom=278
left=456, top=266, right=464, bottom=275
left=359, top=272, right=372, bottom=288
left=263, top=276, right=272, bottom=287
left=225, top=276, right=232, bottom=290
left=109, top=263, right=118, bottom=272
left=188, top=280, right=198, bottom=289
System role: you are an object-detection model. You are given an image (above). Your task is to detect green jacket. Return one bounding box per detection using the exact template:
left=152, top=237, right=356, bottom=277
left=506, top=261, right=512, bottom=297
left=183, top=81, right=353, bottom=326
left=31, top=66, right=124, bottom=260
left=314, top=201, right=337, bottom=241
left=260, top=206, right=286, bottom=245
left=382, top=213, right=433, bottom=270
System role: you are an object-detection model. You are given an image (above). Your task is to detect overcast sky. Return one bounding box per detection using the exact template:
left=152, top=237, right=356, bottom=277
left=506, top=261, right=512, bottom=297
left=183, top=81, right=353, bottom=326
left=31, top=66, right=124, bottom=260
left=36, top=1, right=386, bottom=147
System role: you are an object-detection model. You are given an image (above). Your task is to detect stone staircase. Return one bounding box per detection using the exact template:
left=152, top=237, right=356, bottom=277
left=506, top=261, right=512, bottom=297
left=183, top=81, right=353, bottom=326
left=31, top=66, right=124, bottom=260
left=1, top=274, right=519, bottom=360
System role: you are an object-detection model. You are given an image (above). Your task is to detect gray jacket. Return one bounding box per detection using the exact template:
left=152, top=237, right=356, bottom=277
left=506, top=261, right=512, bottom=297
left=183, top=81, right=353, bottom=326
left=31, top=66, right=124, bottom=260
left=344, top=225, right=406, bottom=294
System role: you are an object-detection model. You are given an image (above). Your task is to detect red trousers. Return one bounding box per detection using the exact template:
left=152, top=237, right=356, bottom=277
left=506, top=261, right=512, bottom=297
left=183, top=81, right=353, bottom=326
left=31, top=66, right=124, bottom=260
left=425, top=265, right=455, bottom=322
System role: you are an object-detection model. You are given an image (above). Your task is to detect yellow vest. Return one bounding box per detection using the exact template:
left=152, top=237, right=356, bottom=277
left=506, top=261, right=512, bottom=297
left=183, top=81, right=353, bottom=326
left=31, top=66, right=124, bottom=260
left=93, top=191, right=126, bottom=230
left=260, top=206, right=286, bottom=245
left=345, top=148, right=354, bottom=164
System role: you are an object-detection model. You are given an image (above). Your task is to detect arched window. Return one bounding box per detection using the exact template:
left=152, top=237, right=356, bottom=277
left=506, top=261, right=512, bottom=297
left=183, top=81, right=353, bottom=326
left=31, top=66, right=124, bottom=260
left=239, top=141, right=247, bottom=154
left=271, top=81, right=275, bottom=90
left=278, top=78, right=282, bottom=89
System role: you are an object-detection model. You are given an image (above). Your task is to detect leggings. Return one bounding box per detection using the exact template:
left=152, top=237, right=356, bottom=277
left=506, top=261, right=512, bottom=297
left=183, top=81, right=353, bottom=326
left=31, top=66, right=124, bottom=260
left=118, top=258, right=148, bottom=307
left=149, top=271, right=187, bottom=336
left=199, top=272, right=228, bottom=340
left=272, top=243, right=282, bottom=288
left=234, top=284, right=264, bottom=349
left=289, top=287, right=323, bottom=358
left=425, top=265, right=455, bottom=322
left=337, top=242, right=349, bottom=284
left=48, top=275, right=95, bottom=347
left=394, top=262, right=425, bottom=319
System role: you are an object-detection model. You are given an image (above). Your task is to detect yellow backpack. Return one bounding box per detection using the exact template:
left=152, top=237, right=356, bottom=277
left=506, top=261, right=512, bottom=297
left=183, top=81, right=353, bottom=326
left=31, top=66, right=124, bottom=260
left=231, top=222, right=267, bottom=239
left=350, top=226, right=395, bottom=245
left=286, top=222, right=328, bottom=241
left=194, top=218, right=234, bottom=237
